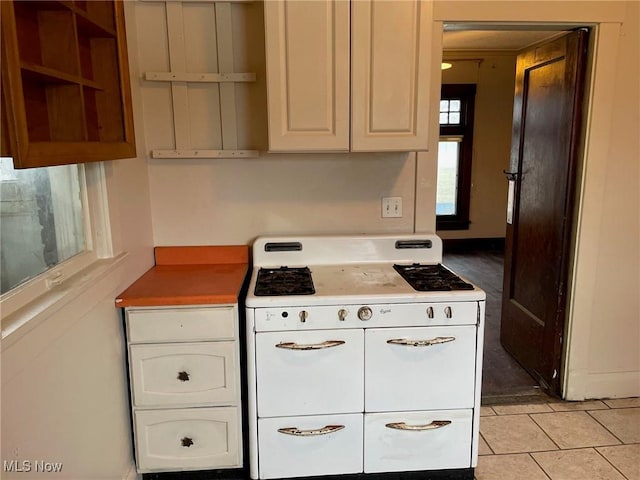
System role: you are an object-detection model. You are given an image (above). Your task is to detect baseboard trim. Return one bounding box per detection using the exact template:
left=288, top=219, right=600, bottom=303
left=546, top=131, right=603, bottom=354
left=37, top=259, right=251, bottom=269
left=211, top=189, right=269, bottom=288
left=583, top=371, right=640, bottom=400
left=442, top=237, right=505, bottom=253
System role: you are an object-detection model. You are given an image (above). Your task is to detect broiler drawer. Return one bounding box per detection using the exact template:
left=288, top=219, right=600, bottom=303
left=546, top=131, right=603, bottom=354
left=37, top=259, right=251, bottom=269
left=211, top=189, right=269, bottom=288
left=364, top=409, right=473, bottom=472
left=130, top=342, right=236, bottom=407
left=127, top=306, right=236, bottom=343
left=258, top=413, right=363, bottom=479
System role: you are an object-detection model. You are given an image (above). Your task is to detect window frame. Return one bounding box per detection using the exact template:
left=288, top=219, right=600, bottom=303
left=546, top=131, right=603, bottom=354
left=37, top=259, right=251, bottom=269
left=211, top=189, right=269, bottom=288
left=0, top=161, right=112, bottom=319
left=437, top=83, right=476, bottom=231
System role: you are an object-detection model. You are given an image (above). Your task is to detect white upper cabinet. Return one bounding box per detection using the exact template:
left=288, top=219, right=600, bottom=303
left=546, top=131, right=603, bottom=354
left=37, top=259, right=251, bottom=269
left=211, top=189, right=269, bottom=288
left=264, top=0, right=434, bottom=152
left=264, top=1, right=350, bottom=151
left=351, top=0, right=433, bottom=152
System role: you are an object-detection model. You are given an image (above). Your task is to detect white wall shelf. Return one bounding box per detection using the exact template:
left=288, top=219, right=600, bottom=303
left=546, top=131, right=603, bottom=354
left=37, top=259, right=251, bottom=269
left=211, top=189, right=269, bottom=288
left=151, top=149, right=259, bottom=159
left=144, top=0, right=258, bottom=159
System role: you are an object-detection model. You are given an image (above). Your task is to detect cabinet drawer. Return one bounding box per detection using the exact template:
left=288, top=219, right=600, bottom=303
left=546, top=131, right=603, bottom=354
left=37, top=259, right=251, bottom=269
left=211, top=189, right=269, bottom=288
left=365, top=325, right=477, bottom=411
left=258, top=414, right=363, bottom=479
left=127, top=307, right=235, bottom=343
left=130, top=342, right=236, bottom=407
left=255, top=329, right=364, bottom=417
left=135, top=407, right=240, bottom=472
left=364, top=409, right=473, bottom=473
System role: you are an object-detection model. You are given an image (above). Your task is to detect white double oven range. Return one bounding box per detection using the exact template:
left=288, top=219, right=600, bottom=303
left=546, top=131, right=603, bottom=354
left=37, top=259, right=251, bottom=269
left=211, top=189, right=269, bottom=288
left=245, top=234, right=486, bottom=480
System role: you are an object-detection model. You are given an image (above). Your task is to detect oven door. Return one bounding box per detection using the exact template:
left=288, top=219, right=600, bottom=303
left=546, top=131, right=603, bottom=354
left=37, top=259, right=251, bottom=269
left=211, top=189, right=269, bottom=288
left=365, top=325, right=477, bottom=411
left=255, top=329, right=364, bottom=417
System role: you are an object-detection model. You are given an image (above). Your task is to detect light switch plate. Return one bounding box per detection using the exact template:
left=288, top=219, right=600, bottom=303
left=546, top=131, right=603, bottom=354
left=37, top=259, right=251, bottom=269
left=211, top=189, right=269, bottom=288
left=382, top=197, right=402, bottom=218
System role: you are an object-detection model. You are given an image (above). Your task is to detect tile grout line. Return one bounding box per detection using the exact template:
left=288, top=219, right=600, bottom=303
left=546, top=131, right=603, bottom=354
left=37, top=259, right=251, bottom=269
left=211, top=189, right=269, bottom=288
left=528, top=412, right=564, bottom=451
left=585, top=409, right=629, bottom=445
left=592, top=446, right=632, bottom=480
left=527, top=452, right=553, bottom=480
left=479, top=432, right=495, bottom=455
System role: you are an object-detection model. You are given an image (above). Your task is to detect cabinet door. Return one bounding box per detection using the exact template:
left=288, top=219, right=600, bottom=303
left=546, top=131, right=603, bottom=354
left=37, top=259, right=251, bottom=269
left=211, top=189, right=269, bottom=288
left=351, top=0, right=433, bottom=151
left=264, top=0, right=350, bottom=151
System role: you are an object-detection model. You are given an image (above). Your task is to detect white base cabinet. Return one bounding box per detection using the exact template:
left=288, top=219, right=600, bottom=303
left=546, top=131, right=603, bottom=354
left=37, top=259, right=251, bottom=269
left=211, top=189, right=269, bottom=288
left=125, top=305, right=243, bottom=474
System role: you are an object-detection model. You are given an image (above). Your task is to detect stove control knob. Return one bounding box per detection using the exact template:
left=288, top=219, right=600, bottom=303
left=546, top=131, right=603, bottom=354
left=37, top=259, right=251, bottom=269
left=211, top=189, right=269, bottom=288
left=299, top=310, right=308, bottom=323
left=358, top=306, right=373, bottom=321
left=338, top=309, right=348, bottom=321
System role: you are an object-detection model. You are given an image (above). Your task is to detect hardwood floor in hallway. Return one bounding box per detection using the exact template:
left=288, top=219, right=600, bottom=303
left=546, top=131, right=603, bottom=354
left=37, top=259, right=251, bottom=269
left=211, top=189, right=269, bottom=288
left=443, top=249, right=542, bottom=402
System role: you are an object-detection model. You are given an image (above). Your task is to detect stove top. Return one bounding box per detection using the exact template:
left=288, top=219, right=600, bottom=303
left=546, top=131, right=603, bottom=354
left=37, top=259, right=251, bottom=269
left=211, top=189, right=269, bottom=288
left=254, top=266, right=315, bottom=296
left=246, top=234, right=485, bottom=307
left=393, top=263, right=474, bottom=291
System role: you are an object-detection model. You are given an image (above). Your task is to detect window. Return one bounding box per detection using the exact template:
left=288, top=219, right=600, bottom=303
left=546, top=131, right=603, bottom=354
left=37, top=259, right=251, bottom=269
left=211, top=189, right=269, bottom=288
left=436, top=84, right=476, bottom=230
left=0, top=158, right=108, bottom=319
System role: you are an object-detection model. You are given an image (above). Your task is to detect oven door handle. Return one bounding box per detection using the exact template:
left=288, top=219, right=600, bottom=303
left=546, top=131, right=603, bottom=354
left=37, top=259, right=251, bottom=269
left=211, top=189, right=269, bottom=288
left=385, top=420, right=452, bottom=431
left=278, top=425, right=345, bottom=436
left=386, top=336, right=455, bottom=347
left=275, top=340, right=346, bottom=350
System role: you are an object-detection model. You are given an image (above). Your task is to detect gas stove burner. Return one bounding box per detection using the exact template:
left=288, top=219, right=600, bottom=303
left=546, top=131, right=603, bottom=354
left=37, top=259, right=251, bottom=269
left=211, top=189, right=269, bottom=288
left=254, top=266, right=316, bottom=296
left=394, top=263, right=474, bottom=292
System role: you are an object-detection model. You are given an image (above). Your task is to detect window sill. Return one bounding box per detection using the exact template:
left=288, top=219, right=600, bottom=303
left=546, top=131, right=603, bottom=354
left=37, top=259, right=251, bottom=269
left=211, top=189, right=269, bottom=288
left=436, top=219, right=471, bottom=231
left=1, top=252, right=128, bottom=345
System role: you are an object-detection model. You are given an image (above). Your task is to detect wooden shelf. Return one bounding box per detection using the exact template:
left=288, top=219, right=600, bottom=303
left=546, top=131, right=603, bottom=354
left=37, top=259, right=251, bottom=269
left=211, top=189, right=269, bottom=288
left=1, top=0, right=136, bottom=168
left=21, top=62, right=103, bottom=90
left=142, top=0, right=259, bottom=160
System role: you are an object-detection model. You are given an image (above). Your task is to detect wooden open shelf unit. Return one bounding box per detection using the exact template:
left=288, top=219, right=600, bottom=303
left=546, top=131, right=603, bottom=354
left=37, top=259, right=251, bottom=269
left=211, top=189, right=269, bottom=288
left=1, top=0, right=136, bottom=168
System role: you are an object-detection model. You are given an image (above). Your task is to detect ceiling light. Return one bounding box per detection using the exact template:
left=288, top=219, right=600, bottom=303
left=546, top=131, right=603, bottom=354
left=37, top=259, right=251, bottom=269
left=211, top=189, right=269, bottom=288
left=441, top=62, right=453, bottom=70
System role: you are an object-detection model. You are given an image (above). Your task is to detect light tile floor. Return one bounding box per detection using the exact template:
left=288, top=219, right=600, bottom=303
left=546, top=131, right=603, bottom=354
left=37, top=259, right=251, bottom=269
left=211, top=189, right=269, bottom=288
left=475, top=397, right=640, bottom=480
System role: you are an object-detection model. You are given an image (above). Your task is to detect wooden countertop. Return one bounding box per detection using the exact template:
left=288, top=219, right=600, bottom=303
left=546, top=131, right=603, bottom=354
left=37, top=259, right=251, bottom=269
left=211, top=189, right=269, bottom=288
left=115, top=246, right=249, bottom=307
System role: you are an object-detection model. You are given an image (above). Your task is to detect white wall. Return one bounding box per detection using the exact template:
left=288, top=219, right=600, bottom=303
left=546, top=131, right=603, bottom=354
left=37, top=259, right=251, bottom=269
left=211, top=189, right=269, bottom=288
left=438, top=53, right=516, bottom=240
left=0, top=3, right=155, bottom=479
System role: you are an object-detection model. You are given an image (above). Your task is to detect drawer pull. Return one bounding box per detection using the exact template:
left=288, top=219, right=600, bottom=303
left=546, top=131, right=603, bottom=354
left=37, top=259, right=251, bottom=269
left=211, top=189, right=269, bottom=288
left=276, top=340, right=345, bottom=350
left=386, top=336, right=455, bottom=347
left=386, top=420, right=452, bottom=431
left=181, top=436, right=194, bottom=447
left=426, top=306, right=434, bottom=318
left=445, top=306, right=452, bottom=318
left=278, top=425, right=345, bottom=436
left=177, top=371, right=190, bottom=382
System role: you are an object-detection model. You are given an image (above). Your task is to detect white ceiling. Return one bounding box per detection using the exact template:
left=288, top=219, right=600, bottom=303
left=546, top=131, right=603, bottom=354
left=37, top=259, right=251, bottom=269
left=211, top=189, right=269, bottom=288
left=443, top=29, right=565, bottom=52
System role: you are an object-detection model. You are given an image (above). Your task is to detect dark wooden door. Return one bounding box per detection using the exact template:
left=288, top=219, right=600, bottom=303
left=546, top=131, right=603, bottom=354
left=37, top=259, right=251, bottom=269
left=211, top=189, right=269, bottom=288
left=501, top=30, right=589, bottom=395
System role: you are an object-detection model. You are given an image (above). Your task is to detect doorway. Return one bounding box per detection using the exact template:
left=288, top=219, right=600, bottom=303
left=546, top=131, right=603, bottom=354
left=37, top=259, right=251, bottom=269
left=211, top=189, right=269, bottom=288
left=438, top=24, right=589, bottom=403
